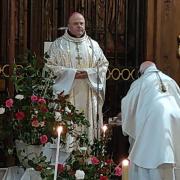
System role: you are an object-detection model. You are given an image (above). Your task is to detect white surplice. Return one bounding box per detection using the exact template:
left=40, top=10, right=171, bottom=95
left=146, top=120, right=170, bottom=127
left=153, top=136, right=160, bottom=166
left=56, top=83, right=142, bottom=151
left=45, top=31, right=109, bottom=144
left=121, top=65, right=180, bottom=180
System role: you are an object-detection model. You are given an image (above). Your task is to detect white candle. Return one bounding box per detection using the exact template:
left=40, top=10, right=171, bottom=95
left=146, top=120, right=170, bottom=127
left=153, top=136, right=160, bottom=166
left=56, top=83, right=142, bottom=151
left=122, top=159, right=129, bottom=180
left=54, top=126, right=63, bottom=180
left=102, top=125, right=108, bottom=138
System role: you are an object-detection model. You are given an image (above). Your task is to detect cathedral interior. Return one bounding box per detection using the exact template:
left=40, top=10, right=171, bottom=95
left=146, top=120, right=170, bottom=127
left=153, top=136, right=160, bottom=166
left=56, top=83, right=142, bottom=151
left=0, top=0, right=180, bottom=179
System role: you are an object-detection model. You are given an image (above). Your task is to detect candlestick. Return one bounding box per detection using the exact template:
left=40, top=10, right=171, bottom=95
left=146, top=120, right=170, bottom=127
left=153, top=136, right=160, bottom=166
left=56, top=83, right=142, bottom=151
left=102, top=125, right=108, bottom=138
left=122, top=159, right=129, bottom=180
left=54, top=126, right=63, bottom=180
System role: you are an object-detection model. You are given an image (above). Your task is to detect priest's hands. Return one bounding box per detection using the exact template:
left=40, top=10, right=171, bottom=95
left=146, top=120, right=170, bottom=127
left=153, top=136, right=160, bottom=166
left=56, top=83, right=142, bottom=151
left=75, top=71, right=88, bottom=79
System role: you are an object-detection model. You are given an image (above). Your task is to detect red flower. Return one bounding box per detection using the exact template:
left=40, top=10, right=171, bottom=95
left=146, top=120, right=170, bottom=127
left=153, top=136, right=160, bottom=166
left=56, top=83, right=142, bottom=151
left=5, top=98, right=14, bottom=108
left=57, top=163, right=64, bottom=173
left=100, top=175, right=108, bottom=180
left=40, top=135, right=48, bottom=144
left=115, top=166, right=122, bottom=176
left=31, top=95, right=38, bottom=102
left=91, top=156, right=100, bottom=165
left=15, top=111, right=25, bottom=120
left=40, top=106, right=48, bottom=113
left=105, top=159, right=113, bottom=164
left=38, top=98, right=46, bottom=104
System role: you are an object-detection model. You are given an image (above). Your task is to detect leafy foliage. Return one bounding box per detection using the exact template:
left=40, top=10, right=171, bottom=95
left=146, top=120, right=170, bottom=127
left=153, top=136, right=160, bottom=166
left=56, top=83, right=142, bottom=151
left=28, top=138, right=122, bottom=180
left=0, top=53, right=89, bottom=146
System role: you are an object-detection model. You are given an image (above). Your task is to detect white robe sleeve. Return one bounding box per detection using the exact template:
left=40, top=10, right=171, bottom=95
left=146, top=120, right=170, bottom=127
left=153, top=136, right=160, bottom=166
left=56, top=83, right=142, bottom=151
left=44, top=40, right=77, bottom=95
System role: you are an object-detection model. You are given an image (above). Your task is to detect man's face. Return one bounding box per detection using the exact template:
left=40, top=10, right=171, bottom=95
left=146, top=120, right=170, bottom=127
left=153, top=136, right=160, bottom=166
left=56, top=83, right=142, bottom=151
left=68, top=14, right=85, bottom=37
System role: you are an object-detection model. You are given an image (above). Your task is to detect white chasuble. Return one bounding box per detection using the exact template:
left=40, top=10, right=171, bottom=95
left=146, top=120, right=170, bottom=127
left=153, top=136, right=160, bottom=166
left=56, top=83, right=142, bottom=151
left=121, top=66, right=180, bottom=180
left=45, top=31, right=109, bottom=144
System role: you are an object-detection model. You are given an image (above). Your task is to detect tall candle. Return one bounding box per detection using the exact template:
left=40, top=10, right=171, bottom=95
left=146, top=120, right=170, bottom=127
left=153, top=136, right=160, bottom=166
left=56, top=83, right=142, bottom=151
left=54, top=126, right=63, bottom=180
left=122, top=159, right=129, bottom=180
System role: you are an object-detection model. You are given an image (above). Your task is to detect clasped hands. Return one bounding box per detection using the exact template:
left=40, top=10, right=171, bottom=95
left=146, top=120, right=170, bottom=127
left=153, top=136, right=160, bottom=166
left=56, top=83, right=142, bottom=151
left=75, top=71, right=88, bottom=79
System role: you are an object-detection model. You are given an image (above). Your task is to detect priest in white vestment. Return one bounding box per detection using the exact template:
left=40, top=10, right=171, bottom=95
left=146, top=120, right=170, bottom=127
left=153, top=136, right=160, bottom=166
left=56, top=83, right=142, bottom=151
left=44, top=12, right=109, bottom=146
left=121, top=61, right=180, bottom=180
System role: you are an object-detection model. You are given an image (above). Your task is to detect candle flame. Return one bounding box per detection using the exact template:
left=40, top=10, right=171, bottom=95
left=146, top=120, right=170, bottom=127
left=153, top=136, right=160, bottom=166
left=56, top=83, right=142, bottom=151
left=57, top=126, right=63, bottom=134
left=122, top=159, right=129, bottom=166
left=102, top=125, right=108, bottom=133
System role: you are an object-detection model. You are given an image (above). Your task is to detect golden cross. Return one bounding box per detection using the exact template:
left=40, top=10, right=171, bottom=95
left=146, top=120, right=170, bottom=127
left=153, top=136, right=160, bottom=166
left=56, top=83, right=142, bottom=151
left=76, top=54, right=82, bottom=65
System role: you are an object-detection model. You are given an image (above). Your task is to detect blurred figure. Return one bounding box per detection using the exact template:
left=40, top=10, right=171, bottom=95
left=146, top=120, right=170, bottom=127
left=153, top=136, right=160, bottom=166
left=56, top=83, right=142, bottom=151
left=121, top=61, right=180, bottom=180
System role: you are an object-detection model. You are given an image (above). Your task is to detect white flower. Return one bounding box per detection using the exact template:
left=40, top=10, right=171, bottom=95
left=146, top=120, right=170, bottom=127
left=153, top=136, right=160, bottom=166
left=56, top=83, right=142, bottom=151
left=39, top=121, right=45, bottom=127
left=65, top=106, right=71, bottom=113
left=15, top=94, right=24, bottom=100
left=79, top=147, right=87, bottom=152
left=55, top=111, right=62, bottom=121
left=0, top=107, right=5, bottom=114
left=67, top=120, right=73, bottom=125
left=75, top=170, right=85, bottom=180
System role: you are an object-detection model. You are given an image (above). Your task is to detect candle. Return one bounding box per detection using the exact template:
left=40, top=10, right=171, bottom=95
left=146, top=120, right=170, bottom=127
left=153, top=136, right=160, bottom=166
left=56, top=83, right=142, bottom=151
left=54, top=126, right=63, bottom=180
left=102, top=125, right=108, bottom=138
left=122, top=159, right=129, bottom=180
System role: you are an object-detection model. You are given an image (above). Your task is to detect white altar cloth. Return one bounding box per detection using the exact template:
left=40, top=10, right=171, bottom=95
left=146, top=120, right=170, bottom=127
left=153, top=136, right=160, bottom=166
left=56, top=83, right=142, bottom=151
left=0, top=166, right=41, bottom=180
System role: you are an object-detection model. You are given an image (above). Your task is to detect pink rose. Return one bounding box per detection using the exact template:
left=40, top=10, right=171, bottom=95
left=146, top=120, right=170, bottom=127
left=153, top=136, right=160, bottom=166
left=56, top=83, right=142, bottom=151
left=115, top=166, right=122, bottom=176
left=31, top=120, right=39, bottom=127
left=5, top=98, right=14, bottom=108
left=15, top=111, right=25, bottom=120
left=105, top=159, right=113, bottom=164
left=38, top=98, right=46, bottom=104
left=31, top=95, right=38, bottom=102
left=39, top=135, right=48, bottom=144
left=91, top=156, right=100, bottom=165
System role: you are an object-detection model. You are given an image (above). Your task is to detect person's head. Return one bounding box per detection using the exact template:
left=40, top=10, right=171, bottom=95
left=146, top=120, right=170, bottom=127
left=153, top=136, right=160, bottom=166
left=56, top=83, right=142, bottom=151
left=139, top=61, right=156, bottom=74
left=68, top=12, right=85, bottom=37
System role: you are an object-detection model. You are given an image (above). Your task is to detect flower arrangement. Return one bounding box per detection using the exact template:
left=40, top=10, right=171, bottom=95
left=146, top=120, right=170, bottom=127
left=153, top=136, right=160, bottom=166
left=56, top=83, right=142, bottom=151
left=58, top=140, right=122, bottom=180
left=0, top=53, right=89, bottom=146
left=1, top=93, right=55, bottom=145
left=28, top=138, right=122, bottom=180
